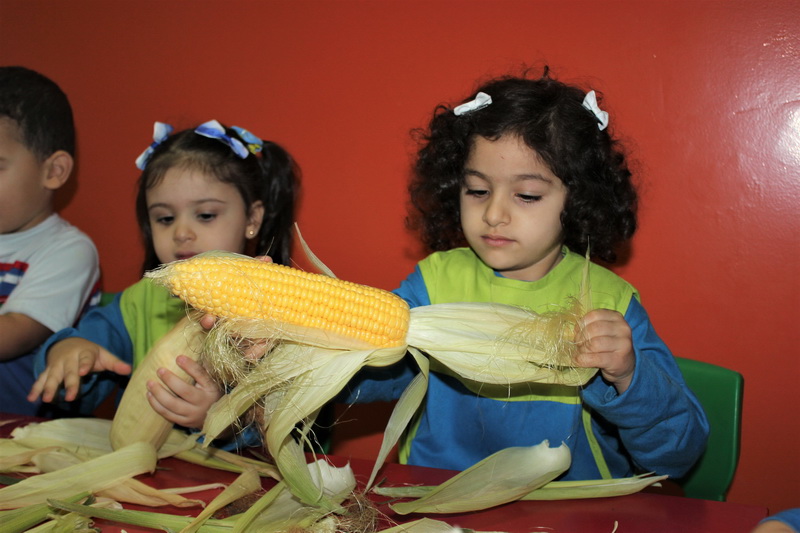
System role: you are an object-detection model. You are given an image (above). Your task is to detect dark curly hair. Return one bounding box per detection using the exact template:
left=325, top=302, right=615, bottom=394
left=409, top=70, right=637, bottom=263
left=134, top=122, right=300, bottom=273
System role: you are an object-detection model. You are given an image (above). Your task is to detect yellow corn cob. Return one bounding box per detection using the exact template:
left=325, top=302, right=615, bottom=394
left=109, top=317, right=205, bottom=450
left=146, top=252, right=410, bottom=350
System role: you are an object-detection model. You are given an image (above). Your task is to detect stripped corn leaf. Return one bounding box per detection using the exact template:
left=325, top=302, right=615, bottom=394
left=374, top=472, right=670, bottom=501
left=0, top=442, right=156, bottom=510
left=389, top=442, right=570, bottom=515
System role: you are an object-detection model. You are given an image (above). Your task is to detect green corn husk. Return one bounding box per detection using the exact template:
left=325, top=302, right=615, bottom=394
left=235, top=460, right=357, bottom=532
left=0, top=492, right=89, bottom=533
left=180, top=469, right=261, bottom=533
left=0, top=441, right=156, bottom=510
left=389, top=442, right=570, bottom=515
left=47, top=499, right=236, bottom=533
left=374, top=472, right=669, bottom=501
left=44, top=460, right=359, bottom=533
left=4, top=416, right=279, bottom=479
left=23, top=509, right=97, bottom=533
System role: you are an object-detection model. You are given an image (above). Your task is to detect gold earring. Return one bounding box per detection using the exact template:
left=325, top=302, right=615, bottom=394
left=248, top=230, right=255, bottom=237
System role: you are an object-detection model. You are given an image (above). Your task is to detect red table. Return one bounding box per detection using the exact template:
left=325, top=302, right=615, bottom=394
left=1, top=415, right=768, bottom=532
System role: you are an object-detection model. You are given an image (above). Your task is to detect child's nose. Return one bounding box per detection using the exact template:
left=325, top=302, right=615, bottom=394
left=483, top=197, right=510, bottom=227
left=173, top=222, right=195, bottom=243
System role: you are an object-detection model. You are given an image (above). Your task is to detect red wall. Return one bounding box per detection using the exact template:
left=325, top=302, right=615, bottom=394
left=2, top=0, right=798, bottom=513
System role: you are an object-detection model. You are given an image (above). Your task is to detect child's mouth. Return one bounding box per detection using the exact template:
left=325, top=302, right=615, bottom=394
left=482, top=235, right=513, bottom=247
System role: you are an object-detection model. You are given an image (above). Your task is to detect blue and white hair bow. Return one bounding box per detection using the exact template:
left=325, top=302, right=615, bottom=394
left=582, top=91, right=609, bottom=131
left=231, top=125, right=264, bottom=155
left=135, top=122, right=174, bottom=170
left=194, top=120, right=249, bottom=159
left=454, top=92, right=492, bottom=116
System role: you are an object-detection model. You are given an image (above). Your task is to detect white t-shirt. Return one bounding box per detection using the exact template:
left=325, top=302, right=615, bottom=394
left=0, top=213, right=100, bottom=332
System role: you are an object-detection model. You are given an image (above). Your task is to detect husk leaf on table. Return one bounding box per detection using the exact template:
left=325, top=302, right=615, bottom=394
left=0, top=441, right=156, bottom=510
left=389, top=442, right=571, bottom=515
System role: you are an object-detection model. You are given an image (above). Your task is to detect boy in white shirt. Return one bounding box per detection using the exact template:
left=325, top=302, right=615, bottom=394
left=0, top=66, right=100, bottom=415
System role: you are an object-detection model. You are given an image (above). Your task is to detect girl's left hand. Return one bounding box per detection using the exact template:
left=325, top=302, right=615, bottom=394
left=146, top=355, right=222, bottom=430
left=574, top=309, right=635, bottom=394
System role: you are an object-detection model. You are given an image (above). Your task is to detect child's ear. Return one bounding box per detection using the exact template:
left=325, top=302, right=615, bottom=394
left=42, top=150, right=74, bottom=191
left=246, top=200, right=265, bottom=239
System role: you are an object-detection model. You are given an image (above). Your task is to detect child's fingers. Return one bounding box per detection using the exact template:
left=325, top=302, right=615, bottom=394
left=95, top=348, right=133, bottom=376
left=175, top=355, right=213, bottom=388
left=155, top=360, right=221, bottom=414
left=36, top=356, right=82, bottom=403
left=153, top=368, right=192, bottom=400
left=146, top=380, right=189, bottom=422
left=65, top=346, right=116, bottom=401
left=27, top=371, right=52, bottom=402
left=199, top=314, right=216, bottom=331
left=573, top=309, right=635, bottom=392
left=146, top=378, right=209, bottom=429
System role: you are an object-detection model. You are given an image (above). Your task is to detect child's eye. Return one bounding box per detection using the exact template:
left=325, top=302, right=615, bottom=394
left=464, top=188, right=489, bottom=198
left=518, top=193, right=543, bottom=203
left=198, top=213, right=217, bottom=222
left=154, top=215, right=174, bottom=225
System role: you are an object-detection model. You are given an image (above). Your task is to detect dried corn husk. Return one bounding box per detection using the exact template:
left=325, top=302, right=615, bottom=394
left=374, top=472, right=669, bottom=502
left=0, top=441, right=156, bottom=510
left=389, top=442, right=570, bottom=515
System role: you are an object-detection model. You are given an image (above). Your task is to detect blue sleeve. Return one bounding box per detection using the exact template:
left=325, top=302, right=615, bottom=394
left=34, top=293, right=134, bottom=415
left=580, top=297, right=710, bottom=478
left=393, top=265, right=431, bottom=308
left=338, top=267, right=429, bottom=403
left=760, top=509, right=800, bottom=532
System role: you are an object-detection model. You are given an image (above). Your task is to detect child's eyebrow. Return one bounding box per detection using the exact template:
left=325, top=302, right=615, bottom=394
left=192, top=198, right=228, bottom=205
left=147, top=198, right=227, bottom=210
left=464, top=168, right=555, bottom=184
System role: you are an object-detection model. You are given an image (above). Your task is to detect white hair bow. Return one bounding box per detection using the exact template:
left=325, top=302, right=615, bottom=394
left=582, top=90, right=609, bottom=131
left=454, top=92, right=492, bottom=116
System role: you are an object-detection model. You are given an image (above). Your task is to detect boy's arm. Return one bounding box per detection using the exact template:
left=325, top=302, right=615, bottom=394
left=0, top=313, right=53, bottom=360
left=2, top=224, right=99, bottom=360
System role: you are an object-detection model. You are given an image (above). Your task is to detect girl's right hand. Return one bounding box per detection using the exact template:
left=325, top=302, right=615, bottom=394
left=28, top=338, right=132, bottom=404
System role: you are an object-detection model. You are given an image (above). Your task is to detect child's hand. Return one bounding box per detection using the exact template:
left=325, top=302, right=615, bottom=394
left=574, top=309, right=635, bottom=393
left=28, top=338, right=132, bottom=403
left=145, top=355, right=222, bottom=430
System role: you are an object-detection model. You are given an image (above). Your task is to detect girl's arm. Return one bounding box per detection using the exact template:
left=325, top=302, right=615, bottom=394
left=29, top=337, right=131, bottom=403
left=580, top=297, right=710, bottom=478
left=30, top=295, right=134, bottom=415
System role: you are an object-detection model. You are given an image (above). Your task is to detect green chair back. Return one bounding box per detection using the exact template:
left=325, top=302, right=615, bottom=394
left=99, top=291, right=118, bottom=307
left=674, top=356, right=743, bottom=501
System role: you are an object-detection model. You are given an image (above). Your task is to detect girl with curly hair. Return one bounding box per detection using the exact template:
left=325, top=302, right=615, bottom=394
left=344, top=71, right=709, bottom=481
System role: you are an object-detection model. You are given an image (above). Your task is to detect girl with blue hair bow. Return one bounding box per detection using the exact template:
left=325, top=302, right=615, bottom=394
left=29, top=120, right=299, bottom=449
